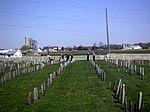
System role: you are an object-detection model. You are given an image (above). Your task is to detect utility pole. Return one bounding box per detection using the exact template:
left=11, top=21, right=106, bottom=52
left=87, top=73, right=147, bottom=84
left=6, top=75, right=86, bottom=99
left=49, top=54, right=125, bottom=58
left=105, top=8, right=110, bottom=53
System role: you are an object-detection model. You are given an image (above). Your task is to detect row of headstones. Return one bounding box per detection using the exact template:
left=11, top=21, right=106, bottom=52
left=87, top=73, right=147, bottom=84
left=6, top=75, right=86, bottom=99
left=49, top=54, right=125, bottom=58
left=90, top=60, right=106, bottom=81
left=135, top=59, right=145, bottom=65
left=0, top=59, right=51, bottom=74
left=0, top=61, right=50, bottom=85
left=90, top=60, right=143, bottom=112
left=0, top=61, right=31, bottom=74
left=108, top=59, right=145, bottom=80
left=108, top=79, right=143, bottom=112
left=135, top=59, right=150, bottom=66
left=28, top=60, right=74, bottom=105
left=106, top=58, right=147, bottom=66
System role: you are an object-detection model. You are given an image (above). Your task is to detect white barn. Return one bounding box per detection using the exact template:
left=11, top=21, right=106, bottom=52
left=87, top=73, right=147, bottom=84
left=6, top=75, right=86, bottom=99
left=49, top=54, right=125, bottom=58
left=128, top=45, right=142, bottom=49
left=122, top=43, right=142, bottom=50
left=5, top=50, right=22, bottom=58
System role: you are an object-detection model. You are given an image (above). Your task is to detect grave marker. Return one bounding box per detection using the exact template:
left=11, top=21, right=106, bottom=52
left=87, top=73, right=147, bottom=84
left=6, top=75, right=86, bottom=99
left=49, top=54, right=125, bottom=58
left=122, top=84, right=125, bottom=104
left=137, top=92, right=142, bottom=112
left=41, top=84, right=44, bottom=96
left=34, top=87, right=38, bottom=103
left=117, top=79, right=121, bottom=95
left=28, top=92, right=32, bottom=105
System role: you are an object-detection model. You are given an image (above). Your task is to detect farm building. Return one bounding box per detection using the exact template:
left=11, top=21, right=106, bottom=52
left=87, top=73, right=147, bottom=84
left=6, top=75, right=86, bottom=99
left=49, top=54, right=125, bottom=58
left=122, top=43, right=142, bottom=50
left=5, top=50, right=22, bottom=58
left=128, top=45, right=142, bottom=49
left=0, top=49, right=10, bottom=57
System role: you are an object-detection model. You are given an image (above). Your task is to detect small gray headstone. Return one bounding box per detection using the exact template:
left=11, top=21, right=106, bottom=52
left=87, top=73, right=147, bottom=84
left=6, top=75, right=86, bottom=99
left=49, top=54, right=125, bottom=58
left=28, top=92, right=32, bottom=105
left=117, top=79, right=121, bottom=95
left=41, top=84, right=44, bottom=96
left=137, top=92, right=142, bottom=112
left=122, top=84, right=125, bottom=104
left=34, top=87, right=38, bottom=103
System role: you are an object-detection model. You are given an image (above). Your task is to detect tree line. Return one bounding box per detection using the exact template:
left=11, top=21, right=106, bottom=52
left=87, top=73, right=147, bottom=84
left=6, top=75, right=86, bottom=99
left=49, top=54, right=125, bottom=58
left=21, top=42, right=150, bottom=52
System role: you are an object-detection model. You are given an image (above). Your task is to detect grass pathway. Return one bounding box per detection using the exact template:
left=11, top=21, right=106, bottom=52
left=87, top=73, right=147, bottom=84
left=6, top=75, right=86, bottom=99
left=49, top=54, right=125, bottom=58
left=24, top=61, right=123, bottom=112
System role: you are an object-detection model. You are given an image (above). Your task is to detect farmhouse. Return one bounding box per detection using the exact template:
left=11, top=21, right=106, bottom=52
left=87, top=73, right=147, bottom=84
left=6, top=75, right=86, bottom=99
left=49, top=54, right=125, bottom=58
left=0, top=49, right=10, bottom=57
left=0, top=49, right=9, bottom=54
left=122, top=43, right=142, bottom=50
left=37, top=48, right=43, bottom=53
left=5, top=50, right=22, bottom=58
left=47, top=46, right=62, bottom=52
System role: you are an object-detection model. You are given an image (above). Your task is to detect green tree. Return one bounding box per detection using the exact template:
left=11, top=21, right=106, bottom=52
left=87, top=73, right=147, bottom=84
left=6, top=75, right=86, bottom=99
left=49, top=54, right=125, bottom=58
left=20, top=45, right=30, bottom=51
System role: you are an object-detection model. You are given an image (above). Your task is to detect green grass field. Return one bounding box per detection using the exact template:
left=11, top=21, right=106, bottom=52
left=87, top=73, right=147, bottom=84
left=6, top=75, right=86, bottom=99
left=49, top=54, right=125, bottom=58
left=0, top=60, right=149, bottom=111
left=96, top=49, right=150, bottom=55
left=0, top=64, right=60, bottom=111
left=0, top=61, right=124, bottom=112
left=23, top=61, right=123, bottom=112
left=42, top=49, right=150, bottom=56
left=96, top=60, right=150, bottom=111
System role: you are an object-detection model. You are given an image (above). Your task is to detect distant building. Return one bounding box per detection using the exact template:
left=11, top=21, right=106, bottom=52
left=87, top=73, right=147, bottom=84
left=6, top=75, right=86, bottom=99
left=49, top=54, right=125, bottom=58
left=37, top=48, right=43, bottom=53
left=4, top=50, right=22, bottom=58
left=43, top=46, right=62, bottom=52
left=25, top=36, right=38, bottom=49
left=122, top=43, right=142, bottom=50
left=5, top=50, right=22, bottom=58
left=25, top=36, right=30, bottom=46
left=0, top=49, right=10, bottom=55
left=49, top=46, right=62, bottom=52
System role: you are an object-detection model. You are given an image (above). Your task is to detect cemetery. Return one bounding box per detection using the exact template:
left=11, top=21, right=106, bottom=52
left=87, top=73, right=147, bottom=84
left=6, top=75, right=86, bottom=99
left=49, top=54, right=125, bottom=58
left=1, top=0, right=150, bottom=111
left=0, top=56, right=149, bottom=111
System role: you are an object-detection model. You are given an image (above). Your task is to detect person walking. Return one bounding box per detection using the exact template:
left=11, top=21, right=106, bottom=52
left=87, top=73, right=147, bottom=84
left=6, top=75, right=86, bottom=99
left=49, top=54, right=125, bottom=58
left=66, top=53, right=70, bottom=61
left=70, top=54, right=73, bottom=61
left=87, top=53, right=90, bottom=61
left=92, top=52, right=95, bottom=61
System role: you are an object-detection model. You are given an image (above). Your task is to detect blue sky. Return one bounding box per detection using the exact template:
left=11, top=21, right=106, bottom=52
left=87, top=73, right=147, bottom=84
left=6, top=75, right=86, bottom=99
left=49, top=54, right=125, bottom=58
left=0, top=0, right=150, bottom=49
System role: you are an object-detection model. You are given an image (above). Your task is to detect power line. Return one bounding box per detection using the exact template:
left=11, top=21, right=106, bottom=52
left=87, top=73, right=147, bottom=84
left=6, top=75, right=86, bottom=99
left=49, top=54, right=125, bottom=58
left=18, top=0, right=104, bottom=10
left=109, top=8, right=150, bottom=12
left=109, top=21, right=150, bottom=24
left=1, top=12, right=150, bottom=25
left=0, top=12, right=102, bottom=22
left=0, top=23, right=103, bottom=34
left=0, top=23, right=149, bottom=35
left=110, top=32, right=150, bottom=35
left=18, top=0, right=150, bottom=12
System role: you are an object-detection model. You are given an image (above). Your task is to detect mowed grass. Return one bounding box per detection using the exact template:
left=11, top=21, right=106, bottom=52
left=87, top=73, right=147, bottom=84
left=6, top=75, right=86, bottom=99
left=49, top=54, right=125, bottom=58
left=46, top=49, right=150, bottom=56
left=0, top=64, right=60, bottom=111
left=23, top=61, right=123, bottom=112
left=96, top=49, right=150, bottom=54
left=96, top=60, right=150, bottom=111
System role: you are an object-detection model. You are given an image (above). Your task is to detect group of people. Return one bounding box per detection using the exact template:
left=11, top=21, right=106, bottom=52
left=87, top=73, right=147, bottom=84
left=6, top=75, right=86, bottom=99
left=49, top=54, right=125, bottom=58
left=87, top=52, right=95, bottom=61
left=49, top=52, right=96, bottom=62
left=61, top=53, right=73, bottom=62
left=61, top=52, right=96, bottom=61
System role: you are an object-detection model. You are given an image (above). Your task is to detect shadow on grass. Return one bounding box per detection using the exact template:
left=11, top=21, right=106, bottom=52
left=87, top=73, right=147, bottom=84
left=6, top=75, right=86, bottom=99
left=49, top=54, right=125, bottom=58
left=112, top=94, right=120, bottom=103
left=112, top=93, right=126, bottom=112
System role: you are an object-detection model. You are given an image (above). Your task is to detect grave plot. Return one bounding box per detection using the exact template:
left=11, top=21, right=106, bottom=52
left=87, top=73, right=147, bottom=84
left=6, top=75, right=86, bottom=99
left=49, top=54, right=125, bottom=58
left=0, top=58, right=61, bottom=84
left=23, top=61, right=123, bottom=112
left=96, top=60, right=150, bottom=112
left=0, top=63, right=60, bottom=112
